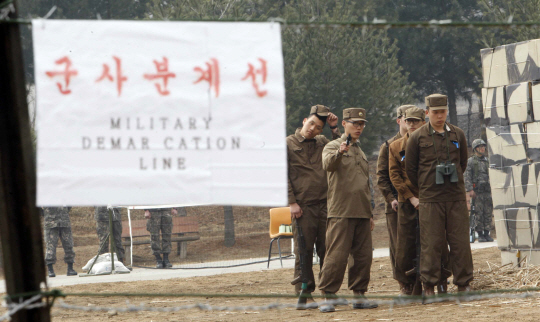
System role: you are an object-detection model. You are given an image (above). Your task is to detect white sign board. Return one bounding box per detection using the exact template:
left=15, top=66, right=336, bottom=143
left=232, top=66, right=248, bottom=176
left=32, top=20, right=287, bottom=206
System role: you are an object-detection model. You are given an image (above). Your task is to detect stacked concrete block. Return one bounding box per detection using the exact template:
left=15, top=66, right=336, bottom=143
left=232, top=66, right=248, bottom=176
left=481, top=39, right=540, bottom=265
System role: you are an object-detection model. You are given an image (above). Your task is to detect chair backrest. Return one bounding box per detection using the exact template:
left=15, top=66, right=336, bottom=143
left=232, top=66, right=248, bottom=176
left=269, top=207, right=292, bottom=236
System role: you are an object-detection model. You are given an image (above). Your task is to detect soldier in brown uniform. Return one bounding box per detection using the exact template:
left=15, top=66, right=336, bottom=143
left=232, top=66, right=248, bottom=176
left=287, top=105, right=340, bottom=309
left=389, top=107, right=450, bottom=295
left=405, top=94, right=474, bottom=296
left=376, top=104, right=414, bottom=291
left=319, top=108, right=377, bottom=312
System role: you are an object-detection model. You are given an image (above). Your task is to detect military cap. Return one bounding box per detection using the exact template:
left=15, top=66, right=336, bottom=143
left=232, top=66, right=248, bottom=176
left=404, top=106, right=425, bottom=121
left=310, top=104, right=330, bottom=117
left=425, top=94, right=448, bottom=110
left=396, top=105, right=416, bottom=118
left=343, top=108, right=367, bottom=122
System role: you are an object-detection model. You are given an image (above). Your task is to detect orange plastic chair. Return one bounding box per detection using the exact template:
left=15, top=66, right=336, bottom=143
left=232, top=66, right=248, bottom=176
left=267, top=207, right=294, bottom=268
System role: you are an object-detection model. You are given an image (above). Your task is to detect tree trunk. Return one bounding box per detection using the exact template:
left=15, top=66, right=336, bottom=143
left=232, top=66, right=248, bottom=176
left=223, top=206, right=235, bottom=247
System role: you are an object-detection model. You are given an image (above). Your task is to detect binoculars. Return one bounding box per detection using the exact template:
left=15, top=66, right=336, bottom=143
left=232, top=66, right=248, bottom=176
left=279, top=224, right=292, bottom=233
left=435, top=161, right=458, bottom=184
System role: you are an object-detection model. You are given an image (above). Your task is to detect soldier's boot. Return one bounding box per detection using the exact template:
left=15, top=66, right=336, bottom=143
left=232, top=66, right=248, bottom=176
left=119, top=258, right=132, bottom=271
left=477, top=231, right=488, bottom=243
left=352, top=291, right=378, bottom=309
left=296, top=292, right=317, bottom=310
left=484, top=230, right=494, bottom=242
left=422, top=283, right=435, bottom=298
left=318, top=292, right=337, bottom=313
left=162, top=253, right=173, bottom=268
left=155, top=254, right=164, bottom=269
left=66, top=263, right=78, bottom=276
left=47, top=264, right=56, bottom=278
left=457, top=285, right=471, bottom=293
left=398, top=282, right=412, bottom=296
left=436, top=279, right=448, bottom=294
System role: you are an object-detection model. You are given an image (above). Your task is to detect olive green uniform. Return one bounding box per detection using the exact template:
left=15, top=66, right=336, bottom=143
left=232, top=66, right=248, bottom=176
left=319, top=134, right=373, bottom=294
left=95, top=206, right=125, bottom=261
left=287, top=128, right=339, bottom=293
left=405, top=122, right=474, bottom=287
left=464, top=155, right=493, bottom=232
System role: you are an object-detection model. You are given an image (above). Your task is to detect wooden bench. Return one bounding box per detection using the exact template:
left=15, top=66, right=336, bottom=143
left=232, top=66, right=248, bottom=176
left=121, top=216, right=200, bottom=259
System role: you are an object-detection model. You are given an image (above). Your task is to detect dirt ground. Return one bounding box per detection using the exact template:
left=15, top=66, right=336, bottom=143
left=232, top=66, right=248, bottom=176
left=3, top=247, right=528, bottom=321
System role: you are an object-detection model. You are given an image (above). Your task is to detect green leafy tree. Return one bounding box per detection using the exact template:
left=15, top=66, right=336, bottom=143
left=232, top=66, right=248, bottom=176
left=378, top=0, right=483, bottom=126
left=478, top=0, right=540, bottom=47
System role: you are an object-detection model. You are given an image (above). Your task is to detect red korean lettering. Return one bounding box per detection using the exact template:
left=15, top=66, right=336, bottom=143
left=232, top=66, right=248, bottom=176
left=95, top=56, right=127, bottom=96
left=242, top=58, right=267, bottom=98
left=143, top=57, right=176, bottom=96
left=45, top=56, right=78, bottom=95
left=193, top=58, right=220, bottom=98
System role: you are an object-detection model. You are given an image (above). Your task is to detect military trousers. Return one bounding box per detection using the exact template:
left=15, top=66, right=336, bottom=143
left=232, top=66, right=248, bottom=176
left=419, top=201, right=473, bottom=286
left=147, top=211, right=173, bottom=255
left=385, top=208, right=398, bottom=280
left=292, top=201, right=327, bottom=294
left=396, top=202, right=451, bottom=284
left=474, top=192, right=493, bottom=232
left=96, top=220, right=125, bottom=261
left=319, top=218, right=372, bottom=294
left=44, top=227, right=75, bottom=265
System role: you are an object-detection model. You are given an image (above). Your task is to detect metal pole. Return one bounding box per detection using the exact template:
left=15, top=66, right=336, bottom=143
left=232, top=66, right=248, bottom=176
left=0, top=2, right=50, bottom=321
left=108, top=207, right=115, bottom=272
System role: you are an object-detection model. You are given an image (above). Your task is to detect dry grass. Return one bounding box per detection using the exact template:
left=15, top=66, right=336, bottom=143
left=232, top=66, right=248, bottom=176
left=473, top=257, right=540, bottom=290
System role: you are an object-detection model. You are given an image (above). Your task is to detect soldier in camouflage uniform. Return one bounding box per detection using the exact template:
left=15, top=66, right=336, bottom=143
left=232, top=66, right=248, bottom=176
left=464, top=139, right=494, bottom=242
left=41, top=207, right=77, bottom=277
left=95, top=206, right=125, bottom=262
left=145, top=207, right=177, bottom=268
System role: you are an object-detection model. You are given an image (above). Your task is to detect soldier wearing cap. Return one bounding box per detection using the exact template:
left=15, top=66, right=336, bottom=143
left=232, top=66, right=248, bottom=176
left=464, top=139, right=493, bottom=242
left=389, top=107, right=450, bottom=295
left=376, top=104, right=414, bottom=292
left=287, top=104, right=340, bottom=309
left=318, top=108, right=377, bottom=312
left=405, top=94, right=474, bottom=296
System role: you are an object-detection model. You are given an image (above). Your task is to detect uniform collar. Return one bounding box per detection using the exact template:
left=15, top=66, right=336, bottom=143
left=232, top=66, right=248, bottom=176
left=427, top=122, right=453, bottom=136
left=295, top=128, right=308, bottom=142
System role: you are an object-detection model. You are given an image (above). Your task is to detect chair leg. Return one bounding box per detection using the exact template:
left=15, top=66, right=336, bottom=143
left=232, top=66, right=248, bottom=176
left=268, top=238, right=275, bottom=268
left=277, top=237, right=283, bottom=268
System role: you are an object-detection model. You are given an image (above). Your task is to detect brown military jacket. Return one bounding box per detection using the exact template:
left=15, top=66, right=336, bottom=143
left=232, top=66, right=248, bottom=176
left=322, top=134, right=372, bottom=218
left=389, top=133, right=418, bottom=202
left=405, top=122, right=468, bottom=203
left=287, top=128, right=339, bottom=205
left=376, top=132, right=401, bottom=213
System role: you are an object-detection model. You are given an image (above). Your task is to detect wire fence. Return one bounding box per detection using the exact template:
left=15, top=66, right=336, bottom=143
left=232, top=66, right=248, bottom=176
left=2, top=287, right=540, bottom=321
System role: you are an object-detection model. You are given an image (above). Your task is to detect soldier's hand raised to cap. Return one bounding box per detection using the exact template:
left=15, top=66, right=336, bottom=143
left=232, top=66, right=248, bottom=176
left=144, top=210, right=151, bottom=219
left=339, top=142, right=350, bottom=154
left=327, top=112, right=338, bottom=127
